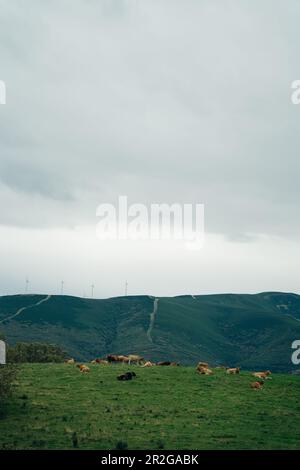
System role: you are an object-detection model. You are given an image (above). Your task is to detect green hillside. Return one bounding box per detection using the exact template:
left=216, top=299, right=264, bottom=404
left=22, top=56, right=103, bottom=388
left=1, top=364, right=300, bottom=450
left=0, top=292, right=300, bottom=371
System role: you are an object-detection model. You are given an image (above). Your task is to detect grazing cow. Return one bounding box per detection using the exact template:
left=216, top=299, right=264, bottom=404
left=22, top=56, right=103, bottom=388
left=95, top=359, right=109, bottom=365
left=141, top=361, right=155, bottom=367
left=251, top=381, right=264, bottom=389
left=118, top=355, right=130, bottom=363
left=90, top=360, right=96, bottom=364
left=117, top=371, right=137, bottom=381
left=65, top=358, right=75, bottom=365
left=106, top=354, right=130, bottom=364
left=77, top=364, right=90, bottom=373
left=253, top=371, right=272, bottom=380
left=226, top=367, right=240, bottom=375
left=127, top=354, right=144, bottom=365
left=157, top=361, right=172, bottom=366
left=170, top=362, right=180, bottom=366
left=106, top=354, right=119, bottom=363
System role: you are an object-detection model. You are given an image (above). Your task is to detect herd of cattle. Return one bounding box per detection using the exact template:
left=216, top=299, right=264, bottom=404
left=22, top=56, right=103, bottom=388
left=195, top=362, right=272, bottom=389
left=65, top=355, right=272, bottom=389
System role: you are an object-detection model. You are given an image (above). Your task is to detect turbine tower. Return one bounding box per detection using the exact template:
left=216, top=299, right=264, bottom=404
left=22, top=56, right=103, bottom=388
left=61, top=280, right=64, bottom=295
left=125, top=280, right=128, bottom=296
left=25, top=277, right=29, bottom=294
left=91, top=284, right=94, bottom=298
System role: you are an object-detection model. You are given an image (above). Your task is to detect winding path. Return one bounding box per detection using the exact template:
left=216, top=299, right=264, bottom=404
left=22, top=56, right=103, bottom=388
left=0, top=295, right=51, bottom=325
left=285, top=313, right=300, bottom=323
left=147, top=297, right=159, bottom=343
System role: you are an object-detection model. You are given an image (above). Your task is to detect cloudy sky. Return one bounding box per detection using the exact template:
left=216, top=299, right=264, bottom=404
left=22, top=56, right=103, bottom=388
left=0, top=0, right=299, bottom=298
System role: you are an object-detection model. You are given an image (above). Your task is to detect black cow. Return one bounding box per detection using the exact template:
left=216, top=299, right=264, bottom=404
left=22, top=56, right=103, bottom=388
left=117, top=371, right=137, bottom=381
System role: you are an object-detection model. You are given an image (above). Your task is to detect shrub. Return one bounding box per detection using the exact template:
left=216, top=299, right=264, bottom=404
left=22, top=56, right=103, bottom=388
left=115, top=440, right=128, bottom=450
left=71, top=432, right=79, bottom=448
left=7, top=342, right=67, bottom=363
left=156, top=439, right=165, bottom=449
left=0, top=364, right=18, bottom=403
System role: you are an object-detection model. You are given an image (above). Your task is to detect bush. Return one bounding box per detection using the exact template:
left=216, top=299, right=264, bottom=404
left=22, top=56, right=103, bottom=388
left=0, top=365, right=18, bottom=403
left=7, top=342, right=67, bottom=363
left=156, top=439, right=165, bottom=449
left=115, top=440, right=128, bottom=450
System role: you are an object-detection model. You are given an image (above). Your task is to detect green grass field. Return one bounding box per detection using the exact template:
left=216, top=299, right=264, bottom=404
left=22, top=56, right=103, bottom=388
left=1, top=364, right=300, bottom=450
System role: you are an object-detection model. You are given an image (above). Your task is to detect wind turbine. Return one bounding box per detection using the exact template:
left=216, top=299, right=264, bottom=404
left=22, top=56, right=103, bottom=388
left=125, top=280, right=128, bottom=296
left=25, top=277, right=29, bottom=294
left=61, top=281, right=64, bottom=295
left=91, top=284, right=95, bottom=298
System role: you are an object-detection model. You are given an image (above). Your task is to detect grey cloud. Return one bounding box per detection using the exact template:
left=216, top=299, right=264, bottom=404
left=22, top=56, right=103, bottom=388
left=0, top=158, right=74, bottom=200
left=1, top=0, right=300, bottom=297
left=0, top=0, right=299, bottom=239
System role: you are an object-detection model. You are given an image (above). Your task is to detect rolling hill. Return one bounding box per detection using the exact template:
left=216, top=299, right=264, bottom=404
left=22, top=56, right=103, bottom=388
left=0, top=292, right=300, bottom=371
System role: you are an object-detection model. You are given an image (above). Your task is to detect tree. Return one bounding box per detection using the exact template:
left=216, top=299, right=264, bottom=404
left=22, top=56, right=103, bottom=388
left=7, top=342, right=67, bottom=363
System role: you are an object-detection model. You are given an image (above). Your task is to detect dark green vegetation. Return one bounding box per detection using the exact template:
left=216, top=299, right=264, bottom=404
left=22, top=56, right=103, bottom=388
left=7, top=342, right=67, bottom=363
left=1, top=292, right=300, bottom=371
left=0, top=365, right=18, bottom=403
left=0, top=364, right=299, bottom=450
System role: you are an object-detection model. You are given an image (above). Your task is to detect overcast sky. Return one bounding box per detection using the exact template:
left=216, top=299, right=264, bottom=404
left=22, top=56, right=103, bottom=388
left=0, top=0, right=299, bottom=298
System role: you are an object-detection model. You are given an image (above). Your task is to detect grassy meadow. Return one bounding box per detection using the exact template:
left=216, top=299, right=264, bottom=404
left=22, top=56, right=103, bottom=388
left=0, top=363, right=300, bottom=450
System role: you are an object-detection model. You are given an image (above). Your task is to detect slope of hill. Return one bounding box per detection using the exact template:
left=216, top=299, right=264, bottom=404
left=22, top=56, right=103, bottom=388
left=0, top=292, right=300, bottom=371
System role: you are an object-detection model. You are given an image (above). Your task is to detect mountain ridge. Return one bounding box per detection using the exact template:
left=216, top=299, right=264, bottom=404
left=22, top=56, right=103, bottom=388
left=0, top=291, right=300, bottom=371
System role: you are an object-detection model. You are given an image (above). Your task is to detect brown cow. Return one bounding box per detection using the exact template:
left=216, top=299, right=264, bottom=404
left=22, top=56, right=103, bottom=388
left=157, top=361, right=172, bottom=366
left=106, top=354, right=130, bottom=364
left=251, top=381, right=264, bottom=389
left=65, top=358, right=75, bottom=365
left=141, top=361, right=155, bottom=367
left=127, top=354, right=144, bottom=365
left=196, top=362, right=213, bottom=375
left=106, top=354, right=119, bottom=363
left=95, top=358, right=109, bottom=365
left=196, top=362, right=212, bottom=373
left=198, top=362, right=209, bottom=369
left=118, top=355, right=130, bottom=363
left=106, top=354, right=132, bottom=364
left=197, top=366, right=213, bottom=375
left=226, top=367, right=240, bottom=374
left=77, top=364, right=90, bottom=373
left=253, top=371, right=272, bottom=380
